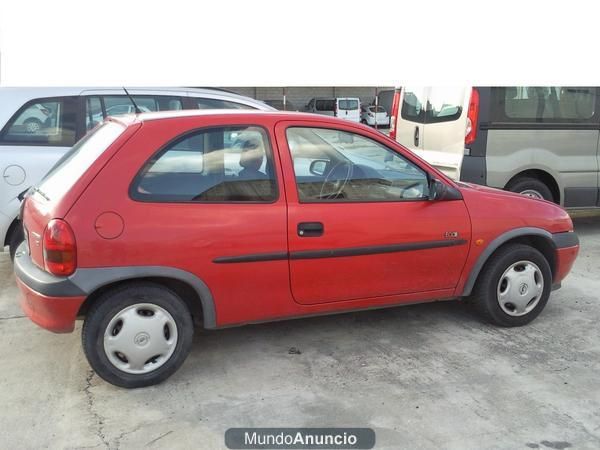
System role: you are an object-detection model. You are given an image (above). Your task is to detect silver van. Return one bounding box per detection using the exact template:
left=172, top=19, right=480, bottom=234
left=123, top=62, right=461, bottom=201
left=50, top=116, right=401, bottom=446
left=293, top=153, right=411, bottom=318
left=389, top=86, right=600, bottom=207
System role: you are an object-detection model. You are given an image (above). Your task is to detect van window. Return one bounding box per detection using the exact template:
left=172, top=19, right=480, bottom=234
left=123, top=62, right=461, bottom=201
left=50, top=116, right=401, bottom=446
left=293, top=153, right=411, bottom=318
left=426, top=87, right=463, bottom=123
left=401, top=90, right=425, bottom=123
left=36, top=121, right=125, bottom=201
left=131, top=126, right=277, bottom=203
left=493, top=87, right=596, bottom=122
left=338, top=99, right=359, bottom=110
left=315, top=100, right=335, bottom=112
left=0, top=97, right=77, bottom=146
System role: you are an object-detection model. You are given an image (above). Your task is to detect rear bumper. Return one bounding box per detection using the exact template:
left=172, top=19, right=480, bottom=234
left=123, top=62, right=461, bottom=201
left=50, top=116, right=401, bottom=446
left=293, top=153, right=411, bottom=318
left=14, top=243, right=85, bottom=333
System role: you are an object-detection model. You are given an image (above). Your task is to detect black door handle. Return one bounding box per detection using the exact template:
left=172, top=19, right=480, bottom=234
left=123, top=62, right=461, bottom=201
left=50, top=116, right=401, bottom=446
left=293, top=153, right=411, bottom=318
left=414, top=126, right=420, bottom=147
left=298, top=222, right=324, bottom=237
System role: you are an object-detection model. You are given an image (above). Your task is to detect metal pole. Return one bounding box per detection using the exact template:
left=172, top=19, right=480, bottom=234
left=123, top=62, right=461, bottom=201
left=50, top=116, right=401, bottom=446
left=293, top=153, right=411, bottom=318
left=374, top=86, right=379, bottom=131
left=283, top=87, right=287, bottom=111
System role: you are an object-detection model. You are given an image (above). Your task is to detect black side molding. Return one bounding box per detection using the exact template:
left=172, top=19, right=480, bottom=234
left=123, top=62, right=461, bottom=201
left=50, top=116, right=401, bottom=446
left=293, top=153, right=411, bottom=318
left=213, top=239, right=468, bottom=264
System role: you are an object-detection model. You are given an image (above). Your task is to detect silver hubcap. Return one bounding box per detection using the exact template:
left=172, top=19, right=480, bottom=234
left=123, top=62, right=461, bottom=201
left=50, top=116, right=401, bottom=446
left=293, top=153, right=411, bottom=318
left=497, top=260, right=544, bottom=317
left=520, top=189, right=544, bottom=200
left=103, top=303, right=178, bottom=374
left=25, top=121, right=41, bottom=133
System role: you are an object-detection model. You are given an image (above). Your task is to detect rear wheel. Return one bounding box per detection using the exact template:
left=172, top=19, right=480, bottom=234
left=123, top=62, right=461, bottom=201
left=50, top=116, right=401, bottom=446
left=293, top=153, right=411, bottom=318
left=82, top=283, right=194, bottom=388
left=470, top=244, right=552, bottom=327
left=8, top=226, right=24, bottom=262
left=506, top=177, right=554, bottom=202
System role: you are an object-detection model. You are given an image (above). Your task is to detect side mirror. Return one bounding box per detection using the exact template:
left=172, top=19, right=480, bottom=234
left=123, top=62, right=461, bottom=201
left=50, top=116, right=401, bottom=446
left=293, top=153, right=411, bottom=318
left=310, top=160, right=328, bottom=176
left=428, top=178, right=463, bottom=201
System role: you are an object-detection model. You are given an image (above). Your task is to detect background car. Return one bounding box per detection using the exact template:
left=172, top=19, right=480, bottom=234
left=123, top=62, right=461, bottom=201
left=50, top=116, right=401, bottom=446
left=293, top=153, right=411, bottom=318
left=360, top=104, right=390, bottom=126
left=305, top=97, right=361, bottom=122
left=0, top=87, right=275, bottom=260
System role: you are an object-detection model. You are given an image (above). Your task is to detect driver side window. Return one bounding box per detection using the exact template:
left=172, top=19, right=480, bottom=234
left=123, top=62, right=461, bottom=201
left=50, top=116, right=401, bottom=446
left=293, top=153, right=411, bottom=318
left=286, top=127, right=429, bottom=202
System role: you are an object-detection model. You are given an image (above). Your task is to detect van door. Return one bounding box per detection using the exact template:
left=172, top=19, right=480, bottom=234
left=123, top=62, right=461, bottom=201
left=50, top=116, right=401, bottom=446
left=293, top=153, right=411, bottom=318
left=337, top=98, right=361, bottom=122
left=395, top=87, right=426, bottom=152
left=421, top=87, right=471, bottom=180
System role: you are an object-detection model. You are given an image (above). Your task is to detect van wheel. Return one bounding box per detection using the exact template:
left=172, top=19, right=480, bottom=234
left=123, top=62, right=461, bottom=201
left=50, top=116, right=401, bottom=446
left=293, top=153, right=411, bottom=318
left=470, top=243, right=552, bottom=327
left=506, top=177, right=554, bottom=202
left=8, top=227, right=24, bottom=262
left=82, top=283, right=194, bottom=388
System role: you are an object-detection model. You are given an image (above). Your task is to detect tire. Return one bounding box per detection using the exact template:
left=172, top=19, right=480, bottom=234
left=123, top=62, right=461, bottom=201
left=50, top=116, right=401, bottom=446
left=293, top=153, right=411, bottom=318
left=506, top=177, right=554, bottom=202
left=8, top=226, right=24, bottom=262
left=82, top=283, right=194, bottom=388
left=23, top=118, right=42, bottom=134
left=470, top=243, right=552, bottom=327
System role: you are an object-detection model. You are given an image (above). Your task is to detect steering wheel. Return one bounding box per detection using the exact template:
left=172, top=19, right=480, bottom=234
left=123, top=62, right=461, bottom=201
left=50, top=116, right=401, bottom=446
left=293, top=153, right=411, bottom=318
left=318, top=161, right=353, bottom=199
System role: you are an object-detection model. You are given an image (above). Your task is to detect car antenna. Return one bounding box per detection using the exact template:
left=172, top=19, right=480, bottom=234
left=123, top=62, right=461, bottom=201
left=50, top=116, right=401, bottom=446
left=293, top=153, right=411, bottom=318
left=122, top=87, right=142, bottom=114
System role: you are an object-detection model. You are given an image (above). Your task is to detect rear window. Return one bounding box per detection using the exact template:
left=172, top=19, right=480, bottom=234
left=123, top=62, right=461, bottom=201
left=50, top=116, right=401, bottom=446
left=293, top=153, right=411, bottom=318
left=491, top=87, right=597, bottom=123
left=36, top=122, right=125, bottom=201
left=338, top=99, right=359, bottom=110
left=369, top=106, right=386, bottom=113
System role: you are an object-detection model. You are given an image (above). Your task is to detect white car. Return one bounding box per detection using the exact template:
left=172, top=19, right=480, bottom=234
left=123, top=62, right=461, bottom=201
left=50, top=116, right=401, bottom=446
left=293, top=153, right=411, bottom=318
left=360, top=104, right=390, bottom=126
left=0, top=87, right=274, bottom=259
left=305, top=97, right=361, bottom=123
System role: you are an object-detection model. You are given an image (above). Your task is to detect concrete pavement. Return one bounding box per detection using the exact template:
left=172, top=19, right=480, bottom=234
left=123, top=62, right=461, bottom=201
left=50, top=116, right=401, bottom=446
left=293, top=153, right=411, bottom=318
left=0, top=215, right=599, bottom=450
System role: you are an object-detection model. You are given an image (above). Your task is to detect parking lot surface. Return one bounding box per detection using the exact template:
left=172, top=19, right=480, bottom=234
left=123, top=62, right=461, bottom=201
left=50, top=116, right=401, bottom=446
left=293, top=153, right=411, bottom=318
left=0, top=214, right=599, bottom=450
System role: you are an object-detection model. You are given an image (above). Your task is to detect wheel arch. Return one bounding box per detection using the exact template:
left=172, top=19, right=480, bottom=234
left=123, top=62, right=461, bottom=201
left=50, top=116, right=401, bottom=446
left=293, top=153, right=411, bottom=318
left=505, top=169, right=561, bottom=204
left=4, top=217, right=21, bottom=247
left=73, top=266, right=216, bottom=329
left=461, top=227, right=557, bottom=297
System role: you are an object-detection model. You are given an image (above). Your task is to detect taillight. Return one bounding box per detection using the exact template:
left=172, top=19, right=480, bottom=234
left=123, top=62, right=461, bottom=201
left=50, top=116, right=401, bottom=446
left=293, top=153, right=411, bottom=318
left=465, top=87, right=480, bottom=146
left=43, top=219, right=77, bottom=276
left=389, top=88, right=401, bottom=140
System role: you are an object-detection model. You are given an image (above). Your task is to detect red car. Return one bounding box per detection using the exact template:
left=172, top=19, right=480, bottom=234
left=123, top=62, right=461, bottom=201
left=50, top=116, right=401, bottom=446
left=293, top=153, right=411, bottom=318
left=14, top=111, right=579, bottom=388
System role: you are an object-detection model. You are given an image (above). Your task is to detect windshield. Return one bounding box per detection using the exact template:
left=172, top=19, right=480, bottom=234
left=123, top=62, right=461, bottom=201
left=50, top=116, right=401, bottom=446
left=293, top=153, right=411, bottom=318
left=36, top=122, right=125, bottom=200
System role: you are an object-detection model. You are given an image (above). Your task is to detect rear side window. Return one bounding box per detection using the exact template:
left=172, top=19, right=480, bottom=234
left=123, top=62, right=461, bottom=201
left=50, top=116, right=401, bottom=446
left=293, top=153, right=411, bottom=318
left=131, top=126, right=277, bottom=203
left=315, top=100, right=335, bottom=111
left=36, top=122, right=125, bottom=200
left=338, top=99, right=359, bottom=110
left=195, top=98, right=253, bottom=110
left=491, top=87, right=597, bottom=122
left=0, top=97, right=77, bottom=146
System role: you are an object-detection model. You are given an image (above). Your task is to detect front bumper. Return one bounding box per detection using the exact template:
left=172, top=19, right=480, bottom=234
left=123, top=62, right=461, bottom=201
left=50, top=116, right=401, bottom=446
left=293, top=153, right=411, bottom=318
left=552, top=231, right=580, bottom=286
left=14, top=243, right=85, bottom=333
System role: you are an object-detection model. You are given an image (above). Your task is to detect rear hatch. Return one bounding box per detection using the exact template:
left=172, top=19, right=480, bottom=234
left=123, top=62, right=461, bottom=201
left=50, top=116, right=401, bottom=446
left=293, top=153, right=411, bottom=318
left=22, top=120, right=130, bottom=270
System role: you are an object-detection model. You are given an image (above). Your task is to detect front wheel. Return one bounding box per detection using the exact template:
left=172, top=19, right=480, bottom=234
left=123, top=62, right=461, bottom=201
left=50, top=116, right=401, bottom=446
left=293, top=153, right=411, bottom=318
left=82, top=283, right=194, bottom=388
left=470, top=244, right=552, bottom=327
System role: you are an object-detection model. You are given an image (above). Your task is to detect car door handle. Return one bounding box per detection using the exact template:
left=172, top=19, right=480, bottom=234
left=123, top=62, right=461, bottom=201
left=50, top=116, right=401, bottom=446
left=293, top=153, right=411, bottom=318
left=298, top=222, right=324, bottom=237
left=414, top=126, right=420, bottom=147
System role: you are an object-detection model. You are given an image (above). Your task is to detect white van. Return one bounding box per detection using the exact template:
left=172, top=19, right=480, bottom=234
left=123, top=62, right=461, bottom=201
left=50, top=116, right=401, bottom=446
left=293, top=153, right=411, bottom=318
left=389, top=86, right=472, bottom=181
left=389, top=86, right=600, bottom=208
left=0, top=87, right=274, bottom=259
left=305, top=97, right=361, bottom=122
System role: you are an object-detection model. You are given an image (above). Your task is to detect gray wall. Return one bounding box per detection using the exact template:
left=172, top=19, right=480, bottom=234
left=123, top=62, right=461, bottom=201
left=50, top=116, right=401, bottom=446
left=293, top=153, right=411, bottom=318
left=224, top=87, right=395, bottom=111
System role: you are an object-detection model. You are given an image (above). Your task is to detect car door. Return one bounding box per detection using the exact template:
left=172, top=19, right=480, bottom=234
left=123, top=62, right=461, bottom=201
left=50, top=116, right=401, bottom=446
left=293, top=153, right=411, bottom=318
left=395, top=86, right=427, bottom=152
left=421, top=87, right=471, bottom=180
left=275, top=120, right=471, bottom=305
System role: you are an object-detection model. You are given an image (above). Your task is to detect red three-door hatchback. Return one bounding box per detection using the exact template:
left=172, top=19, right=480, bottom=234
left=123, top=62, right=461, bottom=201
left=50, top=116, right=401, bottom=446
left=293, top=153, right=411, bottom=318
left=14, top=110, right=579, bottom=388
